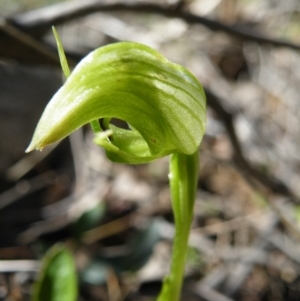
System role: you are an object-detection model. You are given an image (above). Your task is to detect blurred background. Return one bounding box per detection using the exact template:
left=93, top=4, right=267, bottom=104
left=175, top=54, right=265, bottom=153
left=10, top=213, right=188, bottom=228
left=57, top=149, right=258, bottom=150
left=2, top=0, right=300, bottom=300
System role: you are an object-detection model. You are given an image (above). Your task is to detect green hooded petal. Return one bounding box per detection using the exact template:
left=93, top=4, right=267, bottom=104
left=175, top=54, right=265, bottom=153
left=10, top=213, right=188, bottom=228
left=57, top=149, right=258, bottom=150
left=26, top=42, right=206, bottom=163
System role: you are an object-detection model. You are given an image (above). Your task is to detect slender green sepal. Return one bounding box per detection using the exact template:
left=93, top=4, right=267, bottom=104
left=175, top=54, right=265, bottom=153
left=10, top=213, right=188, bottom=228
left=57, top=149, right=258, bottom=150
left=157, top=150, right=199, bottom=301
left=52, top=27, right=106, bottom=135
left=52, top=26, right=71, bottom=79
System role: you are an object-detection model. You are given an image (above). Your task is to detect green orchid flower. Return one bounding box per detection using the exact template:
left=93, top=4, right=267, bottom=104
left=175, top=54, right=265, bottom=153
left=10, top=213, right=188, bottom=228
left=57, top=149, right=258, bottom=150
left=26, top=41, right=206, bottom=164
left=27, top=28, right=206, bottom=301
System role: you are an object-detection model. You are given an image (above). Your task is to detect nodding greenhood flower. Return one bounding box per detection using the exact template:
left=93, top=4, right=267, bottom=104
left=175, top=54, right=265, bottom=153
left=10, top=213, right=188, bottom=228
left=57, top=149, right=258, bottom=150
left=26, top=42, right=206, bottom=164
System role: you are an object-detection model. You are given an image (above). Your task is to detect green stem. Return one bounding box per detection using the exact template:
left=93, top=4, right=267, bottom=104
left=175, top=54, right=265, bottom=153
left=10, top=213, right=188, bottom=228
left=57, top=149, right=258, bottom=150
left=90, top=120, right=102, bottom=133
left=157, top=150, right=199, bottom=301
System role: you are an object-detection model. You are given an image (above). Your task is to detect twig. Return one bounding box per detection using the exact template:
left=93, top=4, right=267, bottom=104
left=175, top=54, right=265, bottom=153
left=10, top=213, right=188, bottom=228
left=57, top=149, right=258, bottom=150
left=8, top=0, right=181, bottom=36
left=192, top=212, right=277, bottom=297
left=192, top=210, right=266, bottom=236
left=217, top=247, right=268, bottom=265
left=9, top=0, right=300, bottom=51
left=0, top=172, right=56, bottom=211
left=0, top=260, right=39, bottom=272
left=18, top=214, right=70, bottom=244
left=269, top=198, right=300, bottom=242
left=69, top=129, right=89, bottom=193
left=0, top=16, right=79, bottom=65
left=222, top=211, right=278, bottom=296
left=0, top=17, right=60, bottom=65
left=192, top=282, right=235, bottom=301
left=6, top=143, right=59, bottom=181
left=107, top=268, right=122, bottom=301
left=18, top=181, right=108, bottom=243
left=196, top=265, right=228, bottom=289
left=205, top=88, right=299, bottom=203
left=262, top=227, right=300, bottom=266
left=82, top=213, right=133, bottom=244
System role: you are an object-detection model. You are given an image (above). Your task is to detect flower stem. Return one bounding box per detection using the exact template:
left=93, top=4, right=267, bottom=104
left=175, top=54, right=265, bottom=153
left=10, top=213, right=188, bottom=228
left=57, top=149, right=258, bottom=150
left=90, top=120, right=102, bottom=133
left=157, top=150, right=199, bottom=301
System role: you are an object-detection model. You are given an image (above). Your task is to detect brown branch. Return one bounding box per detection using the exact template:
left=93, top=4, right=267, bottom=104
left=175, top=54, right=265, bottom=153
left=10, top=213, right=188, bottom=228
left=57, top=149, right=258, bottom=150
left=8, top=0, right=300, bottom=50
left=0, top=15, right=81, bottom=66
left=8, top=0, right=176, bottom=36
left=0, top=17, right=60, bottom=65
left=205, top=89, right=298, bottom=203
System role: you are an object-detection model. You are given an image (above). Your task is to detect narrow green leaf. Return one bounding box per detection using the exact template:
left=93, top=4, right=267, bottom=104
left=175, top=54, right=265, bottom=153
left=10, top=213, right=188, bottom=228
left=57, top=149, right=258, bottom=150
left=32, top=244, right=77, bottom=301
